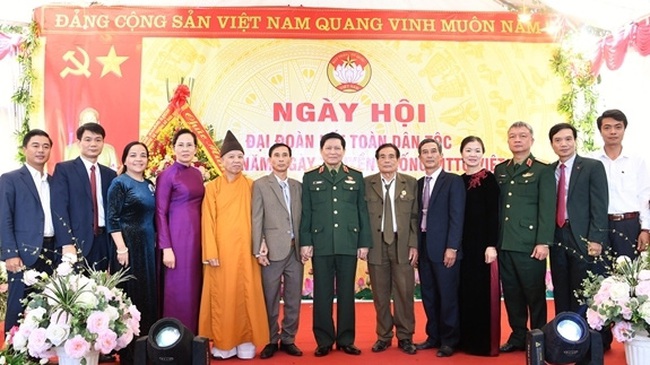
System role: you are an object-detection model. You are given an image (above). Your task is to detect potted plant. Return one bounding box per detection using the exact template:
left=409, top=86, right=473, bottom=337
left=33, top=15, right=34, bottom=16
left=580, top=251, right=650, bottom=364
left=7, top=254, right=140, bottom=365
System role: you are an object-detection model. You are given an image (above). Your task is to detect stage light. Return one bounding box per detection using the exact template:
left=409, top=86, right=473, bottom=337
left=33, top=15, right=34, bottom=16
left=526, top=311, right=603, bottom=365
left=134, top=317, right=209, bottom=365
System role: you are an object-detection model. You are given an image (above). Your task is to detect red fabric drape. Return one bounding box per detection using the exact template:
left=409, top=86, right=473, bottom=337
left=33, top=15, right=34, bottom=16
left=592, top=17, right=650, bottom=75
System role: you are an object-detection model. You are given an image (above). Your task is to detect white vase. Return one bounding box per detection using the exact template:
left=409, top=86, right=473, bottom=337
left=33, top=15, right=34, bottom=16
left=625, top=330, right=650, bottom=365
left=55, top=346, right=100, bottom=365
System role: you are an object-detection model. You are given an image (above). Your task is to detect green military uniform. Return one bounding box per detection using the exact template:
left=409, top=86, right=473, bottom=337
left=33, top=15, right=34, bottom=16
left=494, top=154, right=555, bottom=348
left=300, top=163, right=372, bottom=348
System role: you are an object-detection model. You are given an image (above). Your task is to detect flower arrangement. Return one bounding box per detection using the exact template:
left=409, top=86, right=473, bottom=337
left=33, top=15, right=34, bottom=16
left=146, top=118, right=220, bottom=183
left=0, top=261, right=8, bottom=321
left=6, top=254, right=141, bottom=361
left=580, top=252, right=650, bottom=342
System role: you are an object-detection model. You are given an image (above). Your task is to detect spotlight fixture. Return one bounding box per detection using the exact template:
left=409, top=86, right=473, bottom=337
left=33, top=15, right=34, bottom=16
left=526, top=311, right=603, bottom=365
left=134, top=317, right=209, bottom=365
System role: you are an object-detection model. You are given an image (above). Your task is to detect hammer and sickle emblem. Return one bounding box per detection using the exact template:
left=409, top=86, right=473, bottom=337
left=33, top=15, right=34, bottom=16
left=60, top=47, right=91, bottom=78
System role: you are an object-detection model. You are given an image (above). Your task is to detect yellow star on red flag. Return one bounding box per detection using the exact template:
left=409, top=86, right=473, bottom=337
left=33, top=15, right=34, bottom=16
left=96, top=46, right=128, bottom=77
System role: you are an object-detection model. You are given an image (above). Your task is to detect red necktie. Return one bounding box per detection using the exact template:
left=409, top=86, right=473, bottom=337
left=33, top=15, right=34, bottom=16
left=556, top=163, right=566, bottom=227
left=90, top=165, right=99, bottom=235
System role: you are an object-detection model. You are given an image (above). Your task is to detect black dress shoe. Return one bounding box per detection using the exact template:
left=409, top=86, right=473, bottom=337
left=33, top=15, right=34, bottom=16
left=99, top=354, right=116, bottom=363
left=371, top=340, right=391, bottom=352
left=398, top=339, right=417, bottom=355
left=436, top=345, right=454, bottom=357
left=280, top=343, right=303, bottom=356
left=337, top=344, right=362, bottom=355
left=415, top=341, right=438, bottom=350
left=260, top=343, right=279, bottom=359
left=314, top=345, right=332, bottom=357
left=499, top=343, right=525, bottom=353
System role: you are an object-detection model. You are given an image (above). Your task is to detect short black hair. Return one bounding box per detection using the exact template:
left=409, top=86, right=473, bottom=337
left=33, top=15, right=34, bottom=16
left=269, top=143, right=292, bottom=157
left=417, top=138, right=441, bottom=155
left=320, top=132, right=346, bottom=150
left=548, top=123, right=577, bottom=141
left=76, top=122, right=106, bottom=140
left=172, top=128, right=197, bottom=146
left=596, top=109, right=628, bottom=131
left=375, top=143, right=400, bottom=159
left=23, top=129, right=52, bottom=148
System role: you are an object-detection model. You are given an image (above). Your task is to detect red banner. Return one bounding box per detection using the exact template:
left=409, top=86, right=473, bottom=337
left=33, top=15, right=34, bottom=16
left=36, top=6, right=552, bottom=42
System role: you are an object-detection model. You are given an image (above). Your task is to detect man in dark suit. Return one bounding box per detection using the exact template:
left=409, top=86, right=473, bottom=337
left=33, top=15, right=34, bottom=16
left=0, top=129, right=58, bottom=333
left=299, top=132, right=372, bottom=357
left=51, top=122, right=116, bottom=271
left=495, top=121, right=555, bottom=353
left=364, top=143, right=419, bottom=355
left=252, top=143, right=304, bottom=359
left=548, top=123, right=608, bottom=313
left=414, top=138, right=466, bottom=358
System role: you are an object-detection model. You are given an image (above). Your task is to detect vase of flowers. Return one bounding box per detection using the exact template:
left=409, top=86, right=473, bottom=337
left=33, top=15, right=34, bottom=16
left=6, top=254, right=140, bottom=364
left=580, top=252, right=650, bottom=365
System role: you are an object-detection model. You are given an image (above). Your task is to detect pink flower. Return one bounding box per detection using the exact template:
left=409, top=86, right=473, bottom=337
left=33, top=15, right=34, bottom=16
left=116, top=329, right=134, bottom=350
left=6, top=325, right=19, bottom=345
left=0, top=283, right=8, bottom=293
left=86, top=311, right=111, bottom=334
left=128, top=305, right=141, bottom=323
left=50, top=309, right=71, bottom=326
left=586, top=308, right=605, bottom=330
left=302, top=278, right=313, bottom=297
left=64, top=335, right=91, bottom=359
left=94, top=330, right=118, bottom=354
left=27, top=327, right=51, bottom=357
left=612, top=321, right=634, bottom=342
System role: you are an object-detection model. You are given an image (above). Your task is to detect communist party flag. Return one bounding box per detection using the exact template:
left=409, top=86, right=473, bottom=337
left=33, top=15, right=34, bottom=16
left=42, top=32, right=141, bottom=169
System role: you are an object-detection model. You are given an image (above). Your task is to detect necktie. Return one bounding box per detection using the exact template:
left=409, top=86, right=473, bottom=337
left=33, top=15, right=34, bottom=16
left=383, top=180, right=394, bottom=244
left=90, top=165, right=99, bottom=235
left=556, top=163, right=567, bottom=227
left=421, top=176, right=432, bottom=232
left=280, top=181, right=294, bottom=239
left=330, top=169, right=337, bottom=178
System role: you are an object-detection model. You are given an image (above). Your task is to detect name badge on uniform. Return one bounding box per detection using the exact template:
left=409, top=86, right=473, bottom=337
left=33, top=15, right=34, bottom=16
left=313, top=180, right=324, bottom=185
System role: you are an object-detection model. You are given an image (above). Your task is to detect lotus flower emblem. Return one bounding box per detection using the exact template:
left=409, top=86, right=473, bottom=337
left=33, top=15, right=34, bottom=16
left=333, top=63, right=366, bottom=84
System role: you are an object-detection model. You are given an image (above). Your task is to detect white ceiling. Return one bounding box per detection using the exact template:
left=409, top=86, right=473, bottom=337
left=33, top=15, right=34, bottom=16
left=2, top=0, right=650, bottom=32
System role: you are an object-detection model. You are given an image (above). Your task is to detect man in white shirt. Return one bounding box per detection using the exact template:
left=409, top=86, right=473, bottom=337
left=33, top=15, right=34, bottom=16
left=592, top=109, right=650, bottom=258
left=0, top=129, right=57, bottom=333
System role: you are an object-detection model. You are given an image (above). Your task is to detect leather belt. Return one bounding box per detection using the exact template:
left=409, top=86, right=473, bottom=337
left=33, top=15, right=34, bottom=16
left=95, top=227, right=106, bottom=235
left=43, top=236, right=55, bottom=243
left=608, top=212, right=639, bottom=222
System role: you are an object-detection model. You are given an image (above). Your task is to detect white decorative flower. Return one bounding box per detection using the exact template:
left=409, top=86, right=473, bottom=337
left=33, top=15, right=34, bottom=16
left=56, top=261, right=74, bottom=276
left=638, top=301, right=650, bottom=325
left=46, top=323, right=70, bottom=347
left=22, top=269, right=43, bottom=286
left=76, top=290, right=99, bottom=308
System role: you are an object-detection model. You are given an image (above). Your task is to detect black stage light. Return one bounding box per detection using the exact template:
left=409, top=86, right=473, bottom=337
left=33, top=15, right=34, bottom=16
left=526, top=311, right=603, bottom=365
left=134, top=317, right=209, bottom=365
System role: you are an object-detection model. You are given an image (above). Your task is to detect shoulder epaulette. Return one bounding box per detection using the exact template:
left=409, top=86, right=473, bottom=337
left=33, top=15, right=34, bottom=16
left=344, top=164, right=362, bottom=173
left=533, top=158, right=549, bottom=166
left=304, top=165, right=321, bottom=173
left=496, top=159, right=511, bottom=167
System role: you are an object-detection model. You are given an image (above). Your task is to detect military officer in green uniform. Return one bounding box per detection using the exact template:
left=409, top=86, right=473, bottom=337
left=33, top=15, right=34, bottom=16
left=299, top=132, right=372, bottom=357
left=495, top=121, right=555, bottom=353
